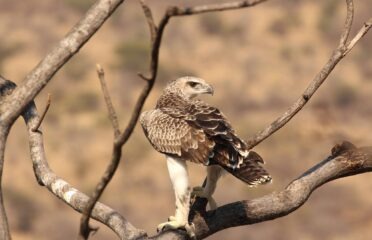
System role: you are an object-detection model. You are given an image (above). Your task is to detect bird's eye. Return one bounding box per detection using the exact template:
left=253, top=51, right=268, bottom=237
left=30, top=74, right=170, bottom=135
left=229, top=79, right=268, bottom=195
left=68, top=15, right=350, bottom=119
left=188, top=82, right=198, bottom=88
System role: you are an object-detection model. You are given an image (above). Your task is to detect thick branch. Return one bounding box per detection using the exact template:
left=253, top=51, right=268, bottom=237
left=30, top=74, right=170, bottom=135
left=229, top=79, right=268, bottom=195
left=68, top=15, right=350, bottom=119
left=22, top=101, right=146, bottom=240
left=0, top=77, right=17, bottom=240
left=0, top=0, right=125, bottom=126
left=1, top=63, right=144, bottom=240
left=186, top=142, right=372, bottom=239
left=0, top=128, right=10, bottom=240
left=146, top=142, right=371, bottom=240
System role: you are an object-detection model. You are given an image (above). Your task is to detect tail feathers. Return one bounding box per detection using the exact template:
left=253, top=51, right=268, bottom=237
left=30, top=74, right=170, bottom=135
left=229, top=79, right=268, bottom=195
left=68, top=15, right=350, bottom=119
left=223, top=151, right=272, bottom=186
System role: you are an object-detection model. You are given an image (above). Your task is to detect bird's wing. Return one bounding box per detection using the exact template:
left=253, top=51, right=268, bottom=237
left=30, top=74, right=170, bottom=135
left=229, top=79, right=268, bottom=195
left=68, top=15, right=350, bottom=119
left=177, top=101, right=271, bottom=185
left=162, top=100, right=252, bottom=168
left=140, top=109, right=215, bottom=164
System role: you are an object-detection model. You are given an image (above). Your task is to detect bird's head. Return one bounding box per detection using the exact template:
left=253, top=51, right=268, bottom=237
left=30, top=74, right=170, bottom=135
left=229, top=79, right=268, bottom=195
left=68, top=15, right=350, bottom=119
left=165, top=76, right=214, bottom=99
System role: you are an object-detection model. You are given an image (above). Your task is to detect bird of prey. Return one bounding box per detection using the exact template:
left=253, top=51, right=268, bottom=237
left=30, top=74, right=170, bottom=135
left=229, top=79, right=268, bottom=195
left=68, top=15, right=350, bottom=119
left=140, top=76, right=271, bottom=234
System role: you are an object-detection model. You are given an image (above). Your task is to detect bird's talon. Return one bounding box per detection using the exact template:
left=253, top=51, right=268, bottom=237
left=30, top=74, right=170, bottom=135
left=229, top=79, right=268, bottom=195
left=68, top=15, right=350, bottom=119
left=156, top=220, right=196, bottom=238
left=157, top=219, right=188, bottom=233
left=185, top=222, right=196, bottom=239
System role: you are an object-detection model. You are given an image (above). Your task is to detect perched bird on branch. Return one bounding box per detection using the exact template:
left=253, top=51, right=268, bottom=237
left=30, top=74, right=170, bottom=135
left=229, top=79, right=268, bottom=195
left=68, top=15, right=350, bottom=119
left=140, top=76, right=271, bottom=235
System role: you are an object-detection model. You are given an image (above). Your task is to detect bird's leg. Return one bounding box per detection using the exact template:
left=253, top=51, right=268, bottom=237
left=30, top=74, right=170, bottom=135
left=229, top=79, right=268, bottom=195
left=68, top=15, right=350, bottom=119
left=158, top=156, right=194, bottom=237
left=192, top=165, right=223, bottom=210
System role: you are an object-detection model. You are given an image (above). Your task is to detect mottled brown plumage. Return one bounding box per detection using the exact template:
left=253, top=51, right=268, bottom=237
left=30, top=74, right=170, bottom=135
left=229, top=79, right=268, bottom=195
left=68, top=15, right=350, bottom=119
left=140, top=76, right=271, bottom=185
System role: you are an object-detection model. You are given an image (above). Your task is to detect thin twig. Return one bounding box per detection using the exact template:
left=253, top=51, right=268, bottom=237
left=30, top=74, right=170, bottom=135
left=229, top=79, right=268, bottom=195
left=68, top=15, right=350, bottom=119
left=137, top=0, right=268, bottom=82
left=139, top=0, right=157, bottom=42
left=344, top=18, right=372, bottom=56
left=31, top=93, right=51, bottom=132
left=96, top=64, right=121, bottom=138
left=338, top=0, right=354, bottom=48
left=168, top=0, right=268, bottom=16
left=79, top=1, right=167, bottom=237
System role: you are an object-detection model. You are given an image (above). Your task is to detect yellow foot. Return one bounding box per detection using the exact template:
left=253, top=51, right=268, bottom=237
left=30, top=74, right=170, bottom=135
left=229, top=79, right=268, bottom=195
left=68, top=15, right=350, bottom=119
left=191, top=186, right=217, bottom=210
left=157, top=219, right=195, bottom=239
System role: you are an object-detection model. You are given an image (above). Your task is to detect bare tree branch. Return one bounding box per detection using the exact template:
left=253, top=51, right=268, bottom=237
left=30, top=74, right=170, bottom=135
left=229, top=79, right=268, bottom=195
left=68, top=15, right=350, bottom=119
left=31, top=93, right=51, bottom=132
left=339, top=0, right=354, bottom=48
left=23, top=101, right=146, bottom=240
left=0, top=77, right=17, bottom=240
left=78, top=64, right=125, bottom=239
left=186, top=142, right=372, bottom=239
left=0, top=129, right=10, bottom=240
left=0, top=128, right=10, bottom=240
left=1, top=76, right=145, bottom=239
left=0, top=0, right=125, bottom=126
left=165, top=0, right=268, bottom=16
left=137, top=0, right=268, bottom=82
left=344, top=17, right=372, bottom=56
left=96, top=64, right=121, bottom=138
left=142, top=142, right=372, bottom=240
left=246, top=0, right=371, bottom=149
left=0, top=0, right=370, bottom=239
left=139, top=0, right=157, bottom=42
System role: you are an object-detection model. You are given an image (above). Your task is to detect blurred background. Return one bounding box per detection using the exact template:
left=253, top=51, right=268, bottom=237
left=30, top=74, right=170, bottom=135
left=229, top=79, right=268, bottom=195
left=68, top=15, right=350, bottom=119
left=1, top=0, right=372, bottom=239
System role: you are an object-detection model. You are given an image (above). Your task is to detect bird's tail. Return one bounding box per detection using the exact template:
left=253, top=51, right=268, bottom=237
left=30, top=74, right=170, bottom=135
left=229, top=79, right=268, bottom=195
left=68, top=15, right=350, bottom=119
left=223, top=151, right=272, bottom=186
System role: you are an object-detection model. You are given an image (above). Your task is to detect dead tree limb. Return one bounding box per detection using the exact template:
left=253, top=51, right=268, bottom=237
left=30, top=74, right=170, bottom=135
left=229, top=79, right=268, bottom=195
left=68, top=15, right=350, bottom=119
left=184, top=141, right=372, bottom=239
left=0, top=0, right=370, bottom=239
left=23, top=99, right=147, bottom=240
left=245, top=0, right=371, bottom=149
left=0, top=128, right=10, bottom=240
left=0, top=0, right=125, bottom=126
left=78, top=64, right=134, bottom=239
left=0, top=0, right=128, bottom=238
left=0, top=76, right=146, bottom=240
left=151, top=142, right=372, bottom=240
left=0, top=77, right=17, bottom=239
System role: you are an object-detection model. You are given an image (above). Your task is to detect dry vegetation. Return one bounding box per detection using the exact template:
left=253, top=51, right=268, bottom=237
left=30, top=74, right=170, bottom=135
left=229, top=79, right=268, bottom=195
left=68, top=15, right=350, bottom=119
left=1, top=0, right=372, bottom=239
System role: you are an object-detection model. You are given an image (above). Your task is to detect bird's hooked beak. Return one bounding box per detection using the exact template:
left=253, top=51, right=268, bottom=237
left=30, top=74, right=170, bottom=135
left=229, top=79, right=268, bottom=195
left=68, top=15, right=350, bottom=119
left=204, top=83, right=214, bottom=95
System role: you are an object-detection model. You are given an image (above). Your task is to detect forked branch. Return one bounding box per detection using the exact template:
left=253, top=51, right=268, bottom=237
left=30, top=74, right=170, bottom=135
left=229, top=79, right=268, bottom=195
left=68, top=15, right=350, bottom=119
left=245, top=0, right=371, bottom=149
left=0, top=0, right=125, bottom=126
left=0, top=0, right=370, bottom=239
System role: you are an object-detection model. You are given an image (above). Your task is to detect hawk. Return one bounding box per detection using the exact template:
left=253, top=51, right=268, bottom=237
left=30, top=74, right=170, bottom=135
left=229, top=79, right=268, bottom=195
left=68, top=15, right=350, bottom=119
left=140, top=76, right=271, bottom=234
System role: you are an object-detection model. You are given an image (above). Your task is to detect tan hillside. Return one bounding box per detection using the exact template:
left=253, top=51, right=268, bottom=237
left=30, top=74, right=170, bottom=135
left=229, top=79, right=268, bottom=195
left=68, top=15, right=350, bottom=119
left=1, top=0, right=372, bottom=239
